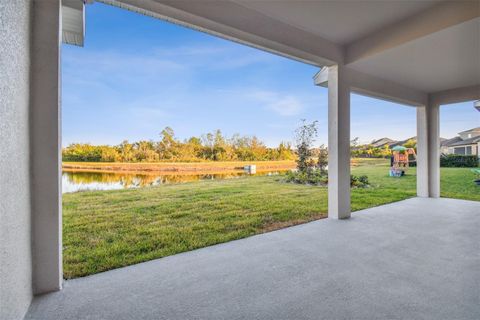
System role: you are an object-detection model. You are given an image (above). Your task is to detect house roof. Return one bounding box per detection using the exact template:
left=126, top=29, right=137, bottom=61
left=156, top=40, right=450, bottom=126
left=370, top=137, right=395, bottom=148
left=441, top=136, right=462, bottom=147
left=458, top=127, right=480, bottom=135
left=389, top=137, right=416, bottom=148
left=448, top=136, right=480, bottom=147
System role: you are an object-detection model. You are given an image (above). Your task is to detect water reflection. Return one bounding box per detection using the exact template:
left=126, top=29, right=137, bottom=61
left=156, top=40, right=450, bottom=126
left=62, top=170, right=286, bottom=194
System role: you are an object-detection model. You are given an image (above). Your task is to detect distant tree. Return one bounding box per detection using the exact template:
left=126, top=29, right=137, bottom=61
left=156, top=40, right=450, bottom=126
left=250, top=136, right=268, bottom=161
left=381, top=145, right=392, bottom=158
left=179, top=137, right=203, bottom=161
left=213, top=129, right=228, bottom=161
left=62, top=143, right=102, bottom=162
left=317, top=144, right=328, bottom=173
left=100, top=146, right=120, bottom=162
left=277, top=142, right=296, bottom=161
left=350, top=137, right=360, bottom=149
left=201, top=132, right=215, bottom=160
left=366, top=147, right=375, bottom=157
left=62, top=127, right=301, bottom=163
left=157, top=127, right=178, bottom=160
left=134, top=140, right=158, bottom=162
left=403, top=139, right=416, bottom=149
left=117, top=140, right=134, bottom=162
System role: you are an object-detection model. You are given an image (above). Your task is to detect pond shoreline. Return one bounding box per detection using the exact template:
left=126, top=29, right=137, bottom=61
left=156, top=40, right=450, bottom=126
left=62, top=162, right=295, bottom=193
left=62, top=160, right=296, bottom=174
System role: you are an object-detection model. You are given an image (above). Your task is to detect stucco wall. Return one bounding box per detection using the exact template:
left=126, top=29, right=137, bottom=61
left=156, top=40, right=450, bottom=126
left=0, top=1, right=33, bottom=319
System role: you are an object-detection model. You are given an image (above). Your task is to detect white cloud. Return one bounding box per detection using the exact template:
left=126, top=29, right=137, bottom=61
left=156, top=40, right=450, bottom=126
left=62, top=50, right=187, bottom=88
left=154, top=45, right=228, bottom=57
left=248, top=90, right=304, bottom=116
left=62, top=43, right=277, bottom=96
left=268, top=96, right=303, bottom=116
left=154, top=43, right=276, bottom=70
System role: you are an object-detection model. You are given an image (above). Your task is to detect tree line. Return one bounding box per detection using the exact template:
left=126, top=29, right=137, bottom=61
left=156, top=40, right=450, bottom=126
left=62, top=127, right=296, bottom=162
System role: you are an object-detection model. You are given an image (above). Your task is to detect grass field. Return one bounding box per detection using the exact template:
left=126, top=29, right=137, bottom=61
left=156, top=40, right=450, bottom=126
left=63, top=159, right=479, bottom=278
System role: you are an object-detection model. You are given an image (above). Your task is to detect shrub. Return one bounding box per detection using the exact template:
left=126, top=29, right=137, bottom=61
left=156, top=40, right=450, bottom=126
left=285, top=169, right=327, bottom=185
left=285, top=170, right=369, bottom=188
left=350, top=175, right=369, bottom=188
left=317, top=145, right=328, bottom=173
left=440, top=154, right=479, bottom=167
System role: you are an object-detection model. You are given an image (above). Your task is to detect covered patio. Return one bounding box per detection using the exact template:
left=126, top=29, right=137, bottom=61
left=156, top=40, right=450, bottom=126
left=26, top=198, right=480, bottom=319
left=1, top=1, right=479, bottom=319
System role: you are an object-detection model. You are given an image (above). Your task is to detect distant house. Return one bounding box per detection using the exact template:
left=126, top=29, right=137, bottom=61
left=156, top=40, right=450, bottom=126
left=389, top=137, right=416, bottom=148
left=441, top=127, right=480, bottom=156
left=387, top=136, right=446, bottom=149
left=370, top=137, right=395, bottom=148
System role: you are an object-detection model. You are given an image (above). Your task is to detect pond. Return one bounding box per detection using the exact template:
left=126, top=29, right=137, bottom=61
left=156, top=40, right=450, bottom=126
left=62, top=170, right=288, bottom=193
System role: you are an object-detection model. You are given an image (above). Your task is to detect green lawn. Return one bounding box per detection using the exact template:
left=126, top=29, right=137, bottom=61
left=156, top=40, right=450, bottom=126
left=63, top=160, right=479, bottom=278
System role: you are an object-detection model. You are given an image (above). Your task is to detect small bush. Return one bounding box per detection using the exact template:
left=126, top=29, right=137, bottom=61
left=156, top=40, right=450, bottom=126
left=285, top=169, right=328, bottom=185
left=350, top=175, right=369, bottom=188
left=285, top=170, right=369, bottom=188
left=440, top=154, right=479, bottom=168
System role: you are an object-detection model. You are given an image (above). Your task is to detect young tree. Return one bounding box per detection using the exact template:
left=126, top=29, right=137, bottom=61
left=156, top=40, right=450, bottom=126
left=294, top=120, right=318, bottom=173
left=317, top=144, right=328, bottom=173
left=157, top=127, right=178, bottom=160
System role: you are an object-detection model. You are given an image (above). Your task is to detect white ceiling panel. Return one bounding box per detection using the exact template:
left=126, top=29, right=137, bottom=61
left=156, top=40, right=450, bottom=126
left=234, top=0, right=440, bottom=44
left=350, top=18, right=480, bottom=92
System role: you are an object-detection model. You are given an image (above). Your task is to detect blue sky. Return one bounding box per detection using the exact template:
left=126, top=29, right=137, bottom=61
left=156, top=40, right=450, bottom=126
left=62, top=2, right=479, bottom=147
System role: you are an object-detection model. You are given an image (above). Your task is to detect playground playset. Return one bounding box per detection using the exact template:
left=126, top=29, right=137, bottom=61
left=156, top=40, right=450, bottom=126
left=390, top=146, right=417, bottom=177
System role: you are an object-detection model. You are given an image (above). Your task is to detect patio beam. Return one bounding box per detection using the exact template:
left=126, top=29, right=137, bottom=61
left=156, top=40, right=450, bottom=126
left=101, top=0, right=343, bottom=66
left=315, top=67, right=427, bottom=107
left=345, top=1, right=480, bottom=64
left=429, top=85, right=480, bottom=106
left=31, top=0, right=63, bottom=294
left=326, top=65, right=351, bottom=219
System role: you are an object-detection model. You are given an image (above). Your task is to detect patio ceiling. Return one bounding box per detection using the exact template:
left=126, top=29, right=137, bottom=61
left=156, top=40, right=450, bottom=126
left=234, top=0, right=442, bottom=45
left=349, top=17, right=480, bottom=93
left=101, top=0, right=480, bottom=99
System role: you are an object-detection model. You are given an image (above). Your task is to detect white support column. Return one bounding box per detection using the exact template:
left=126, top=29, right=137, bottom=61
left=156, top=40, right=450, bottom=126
left=327, top=65, right=351, bottom=219
left=427, top=103, right=440, bottom=198
left=31, top=0, right=62, bottom=294
left=416, top=106, right=429, bottom=197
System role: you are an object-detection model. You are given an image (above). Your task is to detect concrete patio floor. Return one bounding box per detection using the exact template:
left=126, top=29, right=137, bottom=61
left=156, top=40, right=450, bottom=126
left=26, top=197, right=480, bottom=320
